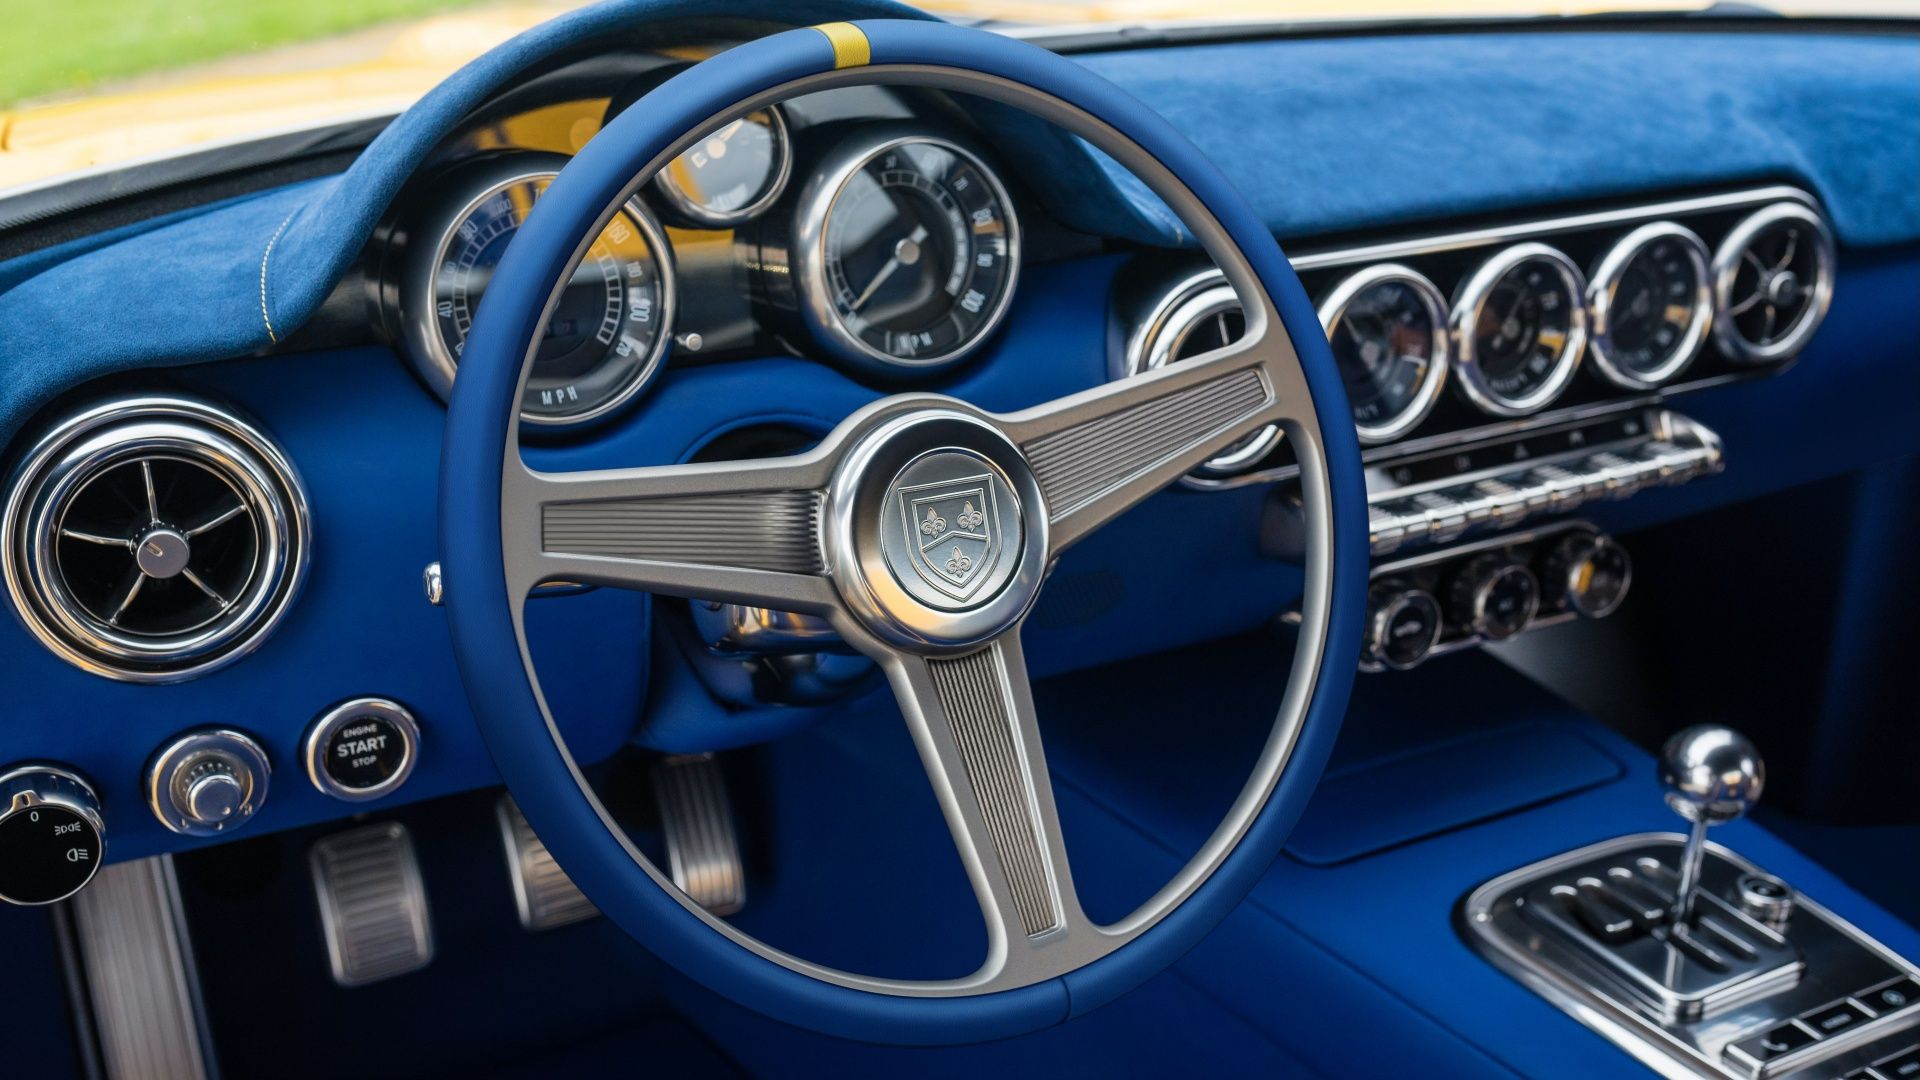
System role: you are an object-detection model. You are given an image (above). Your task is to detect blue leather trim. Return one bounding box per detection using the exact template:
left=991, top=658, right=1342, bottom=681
left=443, top=20, right=1366, bottom=1044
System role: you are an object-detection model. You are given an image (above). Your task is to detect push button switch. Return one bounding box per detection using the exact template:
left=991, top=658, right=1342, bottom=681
left=1862, top=976, right=1920, bottom=1016
left=304, top=698, right=420, bottom=803
left=1726, top=1020, right=1817, bottom=1069
left=1800, top=999, right=1871, bottom=1039
left=1873, top=1045, right=1920, bottom=1079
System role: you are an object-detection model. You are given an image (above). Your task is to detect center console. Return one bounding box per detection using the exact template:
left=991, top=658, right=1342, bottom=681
left=1464, top=727, right=1920, bottom=1079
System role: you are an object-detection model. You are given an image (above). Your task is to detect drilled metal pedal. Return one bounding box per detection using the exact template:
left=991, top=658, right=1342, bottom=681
left=497, top=796, right=597, bottom=931
left=654, top=753, right=745, bottom=916
left=309, top=822, right=433, bottom=986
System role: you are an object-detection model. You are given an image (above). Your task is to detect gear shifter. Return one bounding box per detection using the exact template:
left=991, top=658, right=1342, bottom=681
left=1659, top=725, right=1765, bottom=926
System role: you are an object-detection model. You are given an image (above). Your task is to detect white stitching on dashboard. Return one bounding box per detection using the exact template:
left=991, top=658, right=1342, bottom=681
left=260, top=210, right=296, bottom=343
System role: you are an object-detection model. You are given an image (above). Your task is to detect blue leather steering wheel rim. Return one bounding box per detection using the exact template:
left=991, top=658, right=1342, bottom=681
left=441, top=19, right=1368, bottom=1046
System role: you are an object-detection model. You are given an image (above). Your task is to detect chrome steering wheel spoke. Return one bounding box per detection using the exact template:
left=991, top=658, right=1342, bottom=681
left=873, top=629, right=1094, bottom=975
left=503, top=452, right=841, bottom=615
left=1002, top=306, right=1310, bottom=553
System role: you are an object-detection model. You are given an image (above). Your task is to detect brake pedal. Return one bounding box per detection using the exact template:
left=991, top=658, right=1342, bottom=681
left=310, top=822, right=434, bottom=986
left=654, top=754, right=745, bottom=916
left=497, top=796, right=597, bottom=931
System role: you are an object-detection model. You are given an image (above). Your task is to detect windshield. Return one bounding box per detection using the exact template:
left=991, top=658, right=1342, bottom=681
left=1, top=0, right=1910, bottom=194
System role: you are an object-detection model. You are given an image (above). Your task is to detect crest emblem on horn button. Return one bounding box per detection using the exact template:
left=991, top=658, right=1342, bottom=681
left=898, top=476, right=998, bottom=598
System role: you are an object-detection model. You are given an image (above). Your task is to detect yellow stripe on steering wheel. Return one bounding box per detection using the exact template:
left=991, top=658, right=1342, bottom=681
left=812, top=22, right=872, bottom=69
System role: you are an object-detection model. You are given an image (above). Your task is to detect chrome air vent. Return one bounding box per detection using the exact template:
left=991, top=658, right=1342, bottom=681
left=1711, top=202, right=1836, bottom=365
left=2, top=397, right=309, bottom=682
left=1122, top=270, right=1278, bottom=478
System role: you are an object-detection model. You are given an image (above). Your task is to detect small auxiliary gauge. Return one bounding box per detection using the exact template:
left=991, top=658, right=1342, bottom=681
left=606, top=64, right=792, bottom=229
left=1586, top=222, right=1713, bottom=390
left=1452, top=243, right=1588, bottom=417
left=395, top=154, right=675, bottom=430
left=654, top=108, right=793, bottom=228
left=1318, top=264, right=1451, bottom=443
left=788, top=130, right=1021, bottom=374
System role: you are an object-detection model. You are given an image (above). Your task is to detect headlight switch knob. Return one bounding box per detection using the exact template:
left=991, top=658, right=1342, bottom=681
left=0, top=764, right=105, bottom=905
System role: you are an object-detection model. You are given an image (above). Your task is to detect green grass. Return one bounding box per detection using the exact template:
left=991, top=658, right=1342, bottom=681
left=0, top=0, right=486, bottom=107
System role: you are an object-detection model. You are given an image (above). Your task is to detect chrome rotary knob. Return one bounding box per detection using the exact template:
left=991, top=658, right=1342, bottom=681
left=147, top=729, right=271, bottom=836
left=1659, top=725, right=1765, bottom=924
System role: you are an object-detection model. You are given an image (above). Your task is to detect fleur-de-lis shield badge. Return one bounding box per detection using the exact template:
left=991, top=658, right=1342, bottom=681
left=897, top=476, right=998, bottom=599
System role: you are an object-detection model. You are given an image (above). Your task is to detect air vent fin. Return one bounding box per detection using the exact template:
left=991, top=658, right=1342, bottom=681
left=3, top=397, right=309, bottom=683
left=1711, top=202, right=1835, bottom=365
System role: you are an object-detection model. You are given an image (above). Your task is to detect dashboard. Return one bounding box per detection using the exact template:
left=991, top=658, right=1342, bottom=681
left=0, top=16, right=1913, bottom=897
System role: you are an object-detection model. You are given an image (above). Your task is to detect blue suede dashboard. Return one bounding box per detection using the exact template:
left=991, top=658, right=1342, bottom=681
left=0, top=0, right=1916, bottom=878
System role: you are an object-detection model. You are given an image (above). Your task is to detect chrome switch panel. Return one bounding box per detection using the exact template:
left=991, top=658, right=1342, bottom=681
left=1464, top=834, right=1920, bottom=1079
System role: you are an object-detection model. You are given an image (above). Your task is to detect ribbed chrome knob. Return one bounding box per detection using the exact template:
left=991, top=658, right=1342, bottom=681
left=147, top=729, right=271, bottom=836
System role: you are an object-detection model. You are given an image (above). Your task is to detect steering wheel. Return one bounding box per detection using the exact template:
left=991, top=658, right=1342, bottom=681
left=441, top=19, right=1366, bottom=1046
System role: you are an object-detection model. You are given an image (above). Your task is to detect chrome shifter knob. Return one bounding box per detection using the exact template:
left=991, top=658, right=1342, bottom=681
left=1660, top=725, right=1765, bottom=924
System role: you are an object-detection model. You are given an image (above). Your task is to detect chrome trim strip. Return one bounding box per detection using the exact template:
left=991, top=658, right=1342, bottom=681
left=1288, top=185, right=1820, bottom=272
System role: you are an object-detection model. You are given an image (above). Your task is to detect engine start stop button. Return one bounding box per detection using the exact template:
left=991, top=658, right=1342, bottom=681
left=303, top=698, right=420, bottom=802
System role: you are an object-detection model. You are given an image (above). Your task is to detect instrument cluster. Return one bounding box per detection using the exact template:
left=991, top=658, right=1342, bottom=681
left=1119, top=188, right=1836, bottom=484
left=380, top=80, right=1026, bottom=433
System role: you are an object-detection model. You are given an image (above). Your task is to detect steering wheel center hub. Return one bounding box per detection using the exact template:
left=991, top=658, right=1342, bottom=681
left=824, top=408, right=1049, bottom=651
left=879, top=448, right=1023, bottom=608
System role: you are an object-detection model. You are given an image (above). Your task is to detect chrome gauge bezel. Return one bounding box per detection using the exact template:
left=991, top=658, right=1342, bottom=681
left=792, top=130, right=1022, bottom=373
left=1450, top=242, right=1589, bottom=418
left=1585, top=221, right=1714, bottom=391
left=1316, top=263, right=1452, bottom=444
left=1122, top=270, right=1280, bottom=475
left=652, top=104, right=793, bottom=228
left=396, top=156, right=677, bottom=429
left=1710, top=201, right=1836, bottom=366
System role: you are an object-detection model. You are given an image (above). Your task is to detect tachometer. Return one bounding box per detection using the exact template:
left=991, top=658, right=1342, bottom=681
left=1451, top=243, right=1587, bottom=417
left=398, top=156, right=674, bottom=428
left=1317, top=264, right=1451, bottom=443
left=792, top=133, right=1019, bottom=373
left=1585, top=221, right=1712, bottom=390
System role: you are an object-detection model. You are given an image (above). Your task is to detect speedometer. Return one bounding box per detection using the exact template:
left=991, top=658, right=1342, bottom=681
left=1450, top=243, right=1587, bottom=417
left=398, top=156, right=674, bottom=428
left=792, top=133, right=1019, bottom=373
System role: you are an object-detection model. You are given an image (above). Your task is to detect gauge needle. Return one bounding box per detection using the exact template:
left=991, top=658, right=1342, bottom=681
left=849, top=225, right=928, bottom=313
